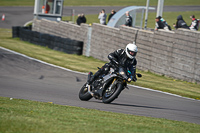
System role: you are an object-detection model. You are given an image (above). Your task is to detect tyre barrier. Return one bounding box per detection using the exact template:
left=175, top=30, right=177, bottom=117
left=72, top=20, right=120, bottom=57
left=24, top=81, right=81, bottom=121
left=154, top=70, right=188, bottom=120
left=12, top=26, right=83, bottom=55
left=12, top=26, right=21, bottom=38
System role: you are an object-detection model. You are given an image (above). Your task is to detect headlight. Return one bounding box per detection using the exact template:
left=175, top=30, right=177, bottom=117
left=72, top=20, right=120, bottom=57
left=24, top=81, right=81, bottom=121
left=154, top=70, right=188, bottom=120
left=119, top=67, right=128, bottom=80
left=120, top=71, right=125, bottom=75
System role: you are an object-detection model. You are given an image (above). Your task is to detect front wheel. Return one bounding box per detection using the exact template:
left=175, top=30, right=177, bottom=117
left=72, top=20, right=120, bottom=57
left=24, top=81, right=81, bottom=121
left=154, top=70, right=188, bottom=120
left=102, top=83, right=123, bottom=104
left=79, top=83, right=93, bottom=101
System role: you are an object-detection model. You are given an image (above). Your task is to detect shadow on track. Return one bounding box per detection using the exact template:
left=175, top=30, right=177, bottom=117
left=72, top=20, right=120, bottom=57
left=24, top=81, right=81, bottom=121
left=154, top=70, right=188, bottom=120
left=87, top=100, right=184, bottom=111
left=110, top=102, right=184, bottom=111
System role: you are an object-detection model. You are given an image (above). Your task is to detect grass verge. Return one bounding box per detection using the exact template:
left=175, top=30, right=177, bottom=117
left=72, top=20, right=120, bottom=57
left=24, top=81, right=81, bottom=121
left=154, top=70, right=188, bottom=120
left=0, top=0, right=200, bottom=6
left=0, top=28, right=200, bottom=100
left=1, top=97, right=200, bottom=133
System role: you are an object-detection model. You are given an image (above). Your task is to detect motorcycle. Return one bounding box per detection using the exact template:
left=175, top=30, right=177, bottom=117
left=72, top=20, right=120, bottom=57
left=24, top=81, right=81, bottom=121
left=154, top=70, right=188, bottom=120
left=79, top=63, right=142, bottom=104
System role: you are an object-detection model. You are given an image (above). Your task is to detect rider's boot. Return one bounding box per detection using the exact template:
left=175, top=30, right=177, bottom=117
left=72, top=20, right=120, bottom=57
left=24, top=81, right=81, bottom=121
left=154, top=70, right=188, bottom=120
left=87, top=63, right=110, bottom=86
left=87, top=69, right=103, bottom=85
left=85, top=69, right=102, bottom=95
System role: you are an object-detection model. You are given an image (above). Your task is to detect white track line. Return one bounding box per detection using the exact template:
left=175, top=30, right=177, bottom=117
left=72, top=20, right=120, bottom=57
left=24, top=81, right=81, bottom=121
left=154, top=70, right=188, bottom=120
left=1, top=46, right=199, bottom=102
left=0, top=46, right=86, bottom=75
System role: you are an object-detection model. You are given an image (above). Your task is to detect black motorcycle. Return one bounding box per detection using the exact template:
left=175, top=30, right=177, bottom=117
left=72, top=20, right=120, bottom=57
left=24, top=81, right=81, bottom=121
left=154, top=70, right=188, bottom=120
left=79, top=64, right=142, bottom=104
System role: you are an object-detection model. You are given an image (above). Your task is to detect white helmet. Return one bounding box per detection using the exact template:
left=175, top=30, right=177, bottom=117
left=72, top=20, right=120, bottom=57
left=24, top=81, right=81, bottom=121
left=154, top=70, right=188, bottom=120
left=125, top=43, right=138, bottom=59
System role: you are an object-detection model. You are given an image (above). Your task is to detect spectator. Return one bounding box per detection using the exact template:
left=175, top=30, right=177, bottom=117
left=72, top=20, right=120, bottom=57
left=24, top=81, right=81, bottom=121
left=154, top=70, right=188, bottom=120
left=81, top=14, right=87, bottom=24
left=45, top=2, right=50, bottom=13
left=42, top=2, right=50, bottom=14
left=155, top=17, right=165, bottom=30
left=108, top=9, right=116, bottom=22
left=76, top=14, right=87, bottom=25
left=76, top=14, right=82, bottom=25
left=98, top=9, right=107, bottom=25
left=158, top=16, right=171, bottom=30
left=173, top=15, right=189, bottom=29
left=123, top=11, right=132, bottom=27
left=189, top=15, right=199, bottom=31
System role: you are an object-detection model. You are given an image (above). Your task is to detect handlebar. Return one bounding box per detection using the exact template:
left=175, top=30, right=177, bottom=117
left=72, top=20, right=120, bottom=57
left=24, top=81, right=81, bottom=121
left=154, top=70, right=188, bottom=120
left=109, top=62, right=142, bottom=82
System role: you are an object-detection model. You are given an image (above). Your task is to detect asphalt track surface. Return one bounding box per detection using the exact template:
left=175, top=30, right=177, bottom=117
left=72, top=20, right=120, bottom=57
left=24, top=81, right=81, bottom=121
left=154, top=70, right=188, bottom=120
left=0, top=6, right=200, bottom=28
left=0, top=47, right=200, bottom=124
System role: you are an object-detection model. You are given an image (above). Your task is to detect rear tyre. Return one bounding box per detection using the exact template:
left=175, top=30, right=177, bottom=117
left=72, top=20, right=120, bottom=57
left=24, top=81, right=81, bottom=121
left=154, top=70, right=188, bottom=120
left=79, top=83, right=93, bottom=101
left=102, top=83, right=123, bottom=104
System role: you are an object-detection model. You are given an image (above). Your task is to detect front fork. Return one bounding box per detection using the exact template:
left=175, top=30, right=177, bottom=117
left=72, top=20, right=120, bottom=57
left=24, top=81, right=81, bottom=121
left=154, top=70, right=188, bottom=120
left=107, top=78, right=117, bottom=92
left=107, top=78, right=127, bottom=92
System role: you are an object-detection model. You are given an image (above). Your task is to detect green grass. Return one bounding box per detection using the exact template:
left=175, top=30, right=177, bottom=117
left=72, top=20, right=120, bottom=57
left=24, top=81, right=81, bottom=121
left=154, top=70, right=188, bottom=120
left=0, top=28, right=200, bottom=100
left=1, top=1, right=200, bottom=132
left=63, top=11, right=200, bottom=30
left=0, top=0, right=200, bottom=6
left=1, top=97, right=200, bottom=133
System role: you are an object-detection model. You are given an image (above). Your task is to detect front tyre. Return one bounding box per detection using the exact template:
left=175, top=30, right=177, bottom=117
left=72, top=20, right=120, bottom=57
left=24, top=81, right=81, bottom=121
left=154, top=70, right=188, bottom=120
left=102, top=83, right=123, bottom=104
left=79, top=83, right=93, bottom=101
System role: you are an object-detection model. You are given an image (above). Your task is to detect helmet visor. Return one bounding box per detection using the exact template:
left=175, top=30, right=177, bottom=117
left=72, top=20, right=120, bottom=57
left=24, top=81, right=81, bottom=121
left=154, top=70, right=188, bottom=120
left=127, top=48, right=137, bottom=56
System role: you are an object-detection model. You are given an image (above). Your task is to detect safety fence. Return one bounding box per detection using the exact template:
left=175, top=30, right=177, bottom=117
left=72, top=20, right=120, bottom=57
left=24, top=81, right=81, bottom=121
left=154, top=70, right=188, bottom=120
left=12, top=26, right=83, bottom=55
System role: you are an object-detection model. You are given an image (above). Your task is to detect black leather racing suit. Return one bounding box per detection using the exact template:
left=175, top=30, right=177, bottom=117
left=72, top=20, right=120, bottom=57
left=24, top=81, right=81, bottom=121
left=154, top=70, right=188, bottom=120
left=88, top=49, right=137, bottom=84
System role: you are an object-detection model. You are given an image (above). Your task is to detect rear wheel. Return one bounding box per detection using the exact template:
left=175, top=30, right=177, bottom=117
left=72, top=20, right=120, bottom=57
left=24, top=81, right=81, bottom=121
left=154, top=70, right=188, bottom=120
left=79, top=83, right=93, bottom=101
left=102, top=82, right=123, bottom=104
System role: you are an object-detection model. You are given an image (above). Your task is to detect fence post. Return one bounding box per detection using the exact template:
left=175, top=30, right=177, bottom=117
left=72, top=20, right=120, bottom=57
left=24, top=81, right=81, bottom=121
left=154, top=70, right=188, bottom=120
left=72, top=9, right=75, bottom=23
left=140, top=9, right=145, bottom=29
left=144, top=0, right=150, bottom=30
left=85, top=25, right=92, bottom=57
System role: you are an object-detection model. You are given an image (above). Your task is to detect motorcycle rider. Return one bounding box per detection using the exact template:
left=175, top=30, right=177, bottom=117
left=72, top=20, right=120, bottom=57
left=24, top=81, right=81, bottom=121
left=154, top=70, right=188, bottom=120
left=87, top=43, right=138, bottom=87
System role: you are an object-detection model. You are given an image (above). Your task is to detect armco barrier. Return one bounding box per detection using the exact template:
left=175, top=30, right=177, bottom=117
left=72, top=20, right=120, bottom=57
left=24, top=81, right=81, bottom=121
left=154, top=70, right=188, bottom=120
left=12, top=26, right=83, bottom=55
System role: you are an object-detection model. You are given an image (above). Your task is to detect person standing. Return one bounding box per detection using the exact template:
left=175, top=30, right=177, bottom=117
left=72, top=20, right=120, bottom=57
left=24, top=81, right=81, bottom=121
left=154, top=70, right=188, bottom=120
left=98, top=9, right=107, bottom=25
left=108, top=10, right=116, bottom=22
left=173, top=15, right=189, bottom=29
left=158, top=16, right=171, bottom=30
left=76, top=14, right=82, bottom=25
left=81, top=14, right=87, bottom=24
left=124, top=11, right=132, bottom=27
left=42, top=2, right=50, bottom=14
left=76, top=14, right=87, bottom=25
left=155, top=17, right=165, bottom=31
left=189, top=15, right=199, bottom=31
